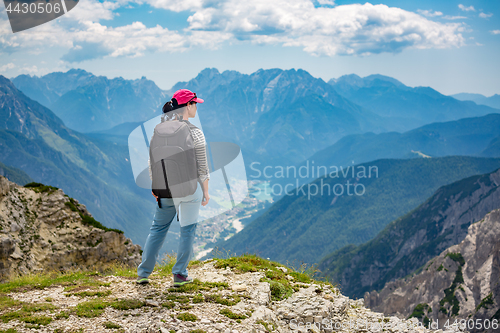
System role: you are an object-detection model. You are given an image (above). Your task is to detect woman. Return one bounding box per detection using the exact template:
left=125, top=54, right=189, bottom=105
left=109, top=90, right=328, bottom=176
left=137, top=89, right=210, bottom=287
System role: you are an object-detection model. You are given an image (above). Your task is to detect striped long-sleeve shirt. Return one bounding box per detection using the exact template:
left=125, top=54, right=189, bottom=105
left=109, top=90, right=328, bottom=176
left=149, top=123, right=210, bottom=184
left=189, top=126, right=210, bottom=184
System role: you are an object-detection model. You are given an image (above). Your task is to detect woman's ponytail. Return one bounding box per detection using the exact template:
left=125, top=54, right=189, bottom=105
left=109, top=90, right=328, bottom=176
left=162, top=101, right=173, bottom=113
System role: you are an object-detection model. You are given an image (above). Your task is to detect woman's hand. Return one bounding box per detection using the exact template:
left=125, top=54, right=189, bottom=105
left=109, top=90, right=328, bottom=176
left=152, top=190, right=158, bottom=199
left=202, top=192, right=210, bottom=206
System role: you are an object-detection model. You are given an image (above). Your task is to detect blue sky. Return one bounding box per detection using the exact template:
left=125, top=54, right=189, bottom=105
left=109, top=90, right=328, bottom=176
left=1, top=0, right=499, bottom=96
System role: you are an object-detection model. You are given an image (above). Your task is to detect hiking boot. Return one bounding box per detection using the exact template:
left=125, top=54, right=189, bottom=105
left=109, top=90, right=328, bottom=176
left=173, top=273, right=193, bottom=287
left=136, top=276, right=149, bottom=285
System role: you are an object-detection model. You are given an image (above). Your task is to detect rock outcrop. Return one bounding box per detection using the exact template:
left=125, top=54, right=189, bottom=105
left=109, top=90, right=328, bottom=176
left=320, top=166, right=500, bottom=298
left=365, top=208, right=500, bottom=332
left=0, top=257, right=458, bottom=333
left=0, top=176, right=141, bottom=281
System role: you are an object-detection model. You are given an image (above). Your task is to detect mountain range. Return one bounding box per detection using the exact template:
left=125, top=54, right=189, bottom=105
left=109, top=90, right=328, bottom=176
left=5, top=67, right=500, bottom=274
left=209, top=156, right=500, bottom=266
left=319, top=166, right=500, bottom=298
left=365, top=207, right=500, bottom=332
left=13, top=68, right=500, bottom=173
left=329, top=74, right=499, bottom=132
left=0, top=74, right=158, bottom=250
left=269, top=113, right=500, bottom=196
left=12, top=69, right=166, bottom=133
left=451, top=92, right=500, bottom=110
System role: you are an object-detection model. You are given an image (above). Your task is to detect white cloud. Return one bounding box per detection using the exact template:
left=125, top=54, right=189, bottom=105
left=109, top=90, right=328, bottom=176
left=20, top=65, right=38, bottom=73
left=63, top=0, right=120, bottom=22
left=0, top=0, right=468, bottom=61
left=491, top=30, right=500, bottom=35
left=417, top=9, right=443, bottom=17
left=458, top=4, right=475, bottom=12
left=442, top=15, right=467, bottom=20
left=134, top=0, right=203, bottom=12
left=182, top=1, right=467, bottom=56
left=317, top=0, right=335, bottom=5
left=479, top=12, right=493, bottom=18
left=0, top=62, right=15, bottom=72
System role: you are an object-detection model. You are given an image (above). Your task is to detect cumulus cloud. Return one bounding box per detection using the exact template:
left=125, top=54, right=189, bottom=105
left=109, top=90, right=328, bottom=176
left=442, top=15, right=467, bottom=20
left=0, top=62, right=15, bottom=72
left=491, top=30, right=500, bottom=35
left=317, top=0, right=335, bottom=5
left=181, top=1, right=467, bottom=56
left=20, top=65, right=38, bottom=73
left=0, top=0, right=468, bottom=61
left=458, top=4, right=475, bottom=12
left=417, top=9, right=443, bottom=17
left=479, top=12, right=493, bottom=18
left=133, top=0, right=203, bottom=12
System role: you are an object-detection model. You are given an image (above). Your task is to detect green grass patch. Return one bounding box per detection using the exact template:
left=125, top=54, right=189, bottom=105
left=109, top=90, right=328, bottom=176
left=75, top=299, right=108, bottom=318
left=220, top=308, right=247, bottom=320
left=0, top=294, right=22, bottom=311
left=81, top=214, right=123, bottom=234
left=213, top=254, right=331, bottom=301
left=24, top=182, right=58, bottom=194
left=192, top=294, right=204, bottom=303
left=55, top=311, right=71, bottom=319
left=0, top=297, right=59, bottom=324
left=110, top=299, right=145, bottom=310
left=71, top=290, right=112, bottom=298
left=476, top=293, right=494, bottom=312
left=103, top=321, right=122, bottom=329
left=177, top=312, right=197, bottom=322
left=445, top=252, right=465, bottom=266
left=204, top=293, right=240, bottom=306
left=0, top=268, right=111, bottom=294
left=21, top=315, right=52, bottom=325
left=409, top=303, right=431, bottom=320
left=161, top=301, right=175, bottom=309
left=439, top=265, right=464, bottom=316
left=256, top=319, right=276, bottom=332
left=165, top=279, right=229, bottom=293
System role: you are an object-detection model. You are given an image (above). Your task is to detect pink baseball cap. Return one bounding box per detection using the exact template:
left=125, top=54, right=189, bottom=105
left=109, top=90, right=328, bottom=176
left=172, top=89, right=204, bottom=105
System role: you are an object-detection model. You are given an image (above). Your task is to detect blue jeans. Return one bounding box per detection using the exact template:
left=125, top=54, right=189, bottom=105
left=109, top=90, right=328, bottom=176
left=137, top=184, right=203, bottom=278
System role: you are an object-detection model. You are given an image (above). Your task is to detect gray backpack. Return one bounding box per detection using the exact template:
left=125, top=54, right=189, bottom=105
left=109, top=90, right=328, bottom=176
left=150, top=119, right=198, bottom=204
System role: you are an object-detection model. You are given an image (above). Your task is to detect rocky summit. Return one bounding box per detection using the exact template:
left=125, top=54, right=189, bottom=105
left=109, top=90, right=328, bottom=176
left=365, top=208, right=500, bottom=332
left=0, top=255, right=459, bottom=333
left=0, top=175, right=464, bottom=333
left=0, top=175, right=142, bottom=281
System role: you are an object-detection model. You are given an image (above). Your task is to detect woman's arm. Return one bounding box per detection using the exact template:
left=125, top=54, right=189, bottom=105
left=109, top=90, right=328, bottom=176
left=200, top=178, right=209, bottom=206
left=191, top=127, right=210, bottom=205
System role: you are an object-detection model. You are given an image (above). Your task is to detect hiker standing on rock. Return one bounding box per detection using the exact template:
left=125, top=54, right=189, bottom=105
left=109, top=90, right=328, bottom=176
left=137, top=89, right=210, bottom=287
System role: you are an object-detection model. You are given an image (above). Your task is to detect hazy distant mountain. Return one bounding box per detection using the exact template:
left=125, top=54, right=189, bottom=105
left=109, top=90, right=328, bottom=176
left=451, top=92, right=500, bottom=109
left=328, top=74, right=499, bottom=132
left=482, top=135, right=500, bottom=157
left=209, top=155, right=500, bottom=266
left=0, top=161, right=33, bottom=186
left=12, top=69, right=167, bottom=133
left=85, top=121, right=143, bottom=146
left=12, top=68, right=94, bottom=107
left=321, top=166, right=500, bottom=298
left=269, top=113, right=500, bottom=196
left=0, top=75, right=158, bottom=249
left=13, top=68, right=499, bottom=175
left=169, top=68, right=389, bottom=168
